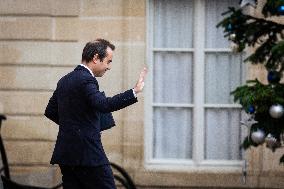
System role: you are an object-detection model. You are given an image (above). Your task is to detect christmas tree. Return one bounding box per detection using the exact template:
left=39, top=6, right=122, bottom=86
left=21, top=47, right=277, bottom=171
left=217, top=0, right=284, bottom=163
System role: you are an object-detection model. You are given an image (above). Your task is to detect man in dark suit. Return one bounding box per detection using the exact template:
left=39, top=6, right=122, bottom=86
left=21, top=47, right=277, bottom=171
left=45, top=39, right=147, bottom=189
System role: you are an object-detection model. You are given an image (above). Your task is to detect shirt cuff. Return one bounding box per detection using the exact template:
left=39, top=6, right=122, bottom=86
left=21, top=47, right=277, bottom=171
left=132, top=89, right=137, bottom=98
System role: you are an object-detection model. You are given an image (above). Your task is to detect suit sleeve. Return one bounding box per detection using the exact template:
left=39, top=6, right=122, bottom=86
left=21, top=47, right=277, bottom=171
left=82, top=77, right=138, bottom=113
left=44, top=88, right=59, bottom=124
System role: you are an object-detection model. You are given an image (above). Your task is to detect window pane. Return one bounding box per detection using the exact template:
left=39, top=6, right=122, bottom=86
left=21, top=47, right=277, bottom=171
left=205, top=0, right=239, bottom=48
left=153, top=0, right=193, bottom=48
left=153, top=107, right=192, bottom=159
left=154, top=52, right=193, bottom=103
left=205, top=108, right=242, bottom=160
left=205, top=53, right=243, bottom=104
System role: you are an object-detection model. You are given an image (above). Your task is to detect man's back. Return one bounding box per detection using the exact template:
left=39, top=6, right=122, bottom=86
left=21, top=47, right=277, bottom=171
left=57, top=66, right=100, bottom=131
left=50, top=66, right=108, bottom=166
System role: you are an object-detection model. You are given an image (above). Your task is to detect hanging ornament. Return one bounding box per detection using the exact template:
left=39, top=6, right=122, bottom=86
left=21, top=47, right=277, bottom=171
left=277, top=5, right=284, bottom=15
left=267, top=70, right=281, bottom=84
left=265, top=134, right=280, bottom=149
left=247, top=105, right=255, bottom=114
left=227, top=23, right=233, bottom=31
left=229, top=33, right=236, bottom=40
left=247, top=35, right=254, bottom=42
left=240, top=113, right=258, bottom=142
left=251, top=129, right=265, bottom=144
left=269, top=104, right=284, bottom=119
left=240, top=114, right=258, bottom=127
left=239, top=0, right=257, bottom=8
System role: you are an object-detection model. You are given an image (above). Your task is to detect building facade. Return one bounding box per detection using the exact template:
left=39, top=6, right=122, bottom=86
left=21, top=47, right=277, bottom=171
left=0, top=0, right=283, bottom=188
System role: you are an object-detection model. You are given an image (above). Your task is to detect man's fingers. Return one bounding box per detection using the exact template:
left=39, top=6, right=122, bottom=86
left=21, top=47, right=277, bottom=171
left=142, top=67, right=148, bottom=77
left=138, top=82, right=145, bottom=91
left=141, top=82, right=145, bottom=88
left=139, top=67, right=147, bottom=82
left=134, top=67, right=147, bottom=93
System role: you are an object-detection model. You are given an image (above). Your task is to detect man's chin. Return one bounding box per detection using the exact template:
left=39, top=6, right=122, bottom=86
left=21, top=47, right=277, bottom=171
left=97, top=72, right=106, bottom=77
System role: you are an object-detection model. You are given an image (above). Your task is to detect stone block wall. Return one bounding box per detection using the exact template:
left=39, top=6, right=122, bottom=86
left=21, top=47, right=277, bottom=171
left=0, top=0, right=283, bottom=188
left=0, top=0, right=146, bottom=187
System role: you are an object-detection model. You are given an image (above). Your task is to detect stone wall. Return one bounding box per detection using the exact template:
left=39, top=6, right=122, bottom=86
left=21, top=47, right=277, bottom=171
left=0, top=0, right=283, bottom=188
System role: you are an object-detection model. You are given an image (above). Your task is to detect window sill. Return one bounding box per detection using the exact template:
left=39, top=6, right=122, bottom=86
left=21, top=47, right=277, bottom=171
left=144, top=159, right=243, bottom=173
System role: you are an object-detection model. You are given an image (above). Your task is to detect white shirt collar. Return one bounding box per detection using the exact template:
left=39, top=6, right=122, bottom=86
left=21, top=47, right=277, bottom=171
left=79, top=63, right=94, bottom=77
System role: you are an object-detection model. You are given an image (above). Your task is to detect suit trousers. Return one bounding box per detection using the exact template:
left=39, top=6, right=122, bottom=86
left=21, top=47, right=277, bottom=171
left=59, top=164, right=116, bottom=189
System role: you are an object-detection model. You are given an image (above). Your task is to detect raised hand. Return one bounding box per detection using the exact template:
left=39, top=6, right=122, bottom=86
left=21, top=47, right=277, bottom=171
left=134, top=67, right=148, bottom=94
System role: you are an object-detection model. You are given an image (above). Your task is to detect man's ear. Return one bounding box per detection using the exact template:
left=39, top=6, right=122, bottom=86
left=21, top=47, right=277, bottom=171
left=93, top=54, right=99, bottom=64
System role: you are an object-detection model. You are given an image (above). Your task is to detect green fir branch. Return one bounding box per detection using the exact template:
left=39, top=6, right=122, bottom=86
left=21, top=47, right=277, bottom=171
left=241, top=136, right=253, bottom=150
left=218, top=3, right=284, bottom=164
left=231, top=79, right=277, bottom=113
left=217, top=7, right=284, bottom=68
left=263, top=0, right=284, bottom=17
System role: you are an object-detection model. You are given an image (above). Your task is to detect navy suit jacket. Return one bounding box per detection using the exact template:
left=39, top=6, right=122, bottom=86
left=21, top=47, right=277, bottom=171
left=45, top=65, right=137, bottom=166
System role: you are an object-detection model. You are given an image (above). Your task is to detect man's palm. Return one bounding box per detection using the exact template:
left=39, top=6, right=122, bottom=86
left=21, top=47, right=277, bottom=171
left=134, top=67, right=147, bottom=94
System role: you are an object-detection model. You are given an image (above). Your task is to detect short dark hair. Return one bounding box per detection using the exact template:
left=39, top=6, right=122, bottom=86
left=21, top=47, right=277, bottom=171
left=81, top=38, right=115, bottom=63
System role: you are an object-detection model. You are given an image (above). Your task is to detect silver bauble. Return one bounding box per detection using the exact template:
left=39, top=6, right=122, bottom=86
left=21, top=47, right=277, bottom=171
left=229, top=33, right=236, bottom=40
left=247, top=35, right=254, bottom=42
left=269, top=104, right=284, bottom=119
left=251, top=129, right=265, bottom=144
left=265, top=134, right=278, bottom=149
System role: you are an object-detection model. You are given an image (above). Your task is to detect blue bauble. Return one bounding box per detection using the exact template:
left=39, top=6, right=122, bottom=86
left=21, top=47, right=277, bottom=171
left=227, top=24, right=233, bottom=31
left=267, top=71, right=280, bottom=84
left=277, top=5, right=284, bottom=14
left=247, top=105, right=255, bottom=114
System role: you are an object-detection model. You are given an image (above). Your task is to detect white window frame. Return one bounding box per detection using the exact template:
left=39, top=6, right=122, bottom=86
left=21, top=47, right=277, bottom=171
left=144, top=0, right=245, bottom=172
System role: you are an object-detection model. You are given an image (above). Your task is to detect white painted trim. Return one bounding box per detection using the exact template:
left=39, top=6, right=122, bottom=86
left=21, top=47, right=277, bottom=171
left=200, top=160, right=243, bottom=166
left=146, top=159, right=243, bottom=167
left=145, top=0, right=244, bottom=171
left=153, top=103, right=194, bottom=108
left=192, top=0, right=206, bottom=164
left=144, top=0, right=154, bottom=166
left=204, top=104, right=242, bottom=108
left=79, top=16, right=145, bottom=20
left=145, top=160, right=243, bottom=173
left=153, top=48, right=194, bottom=52
left=205, top=48, right=232, bottom=52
